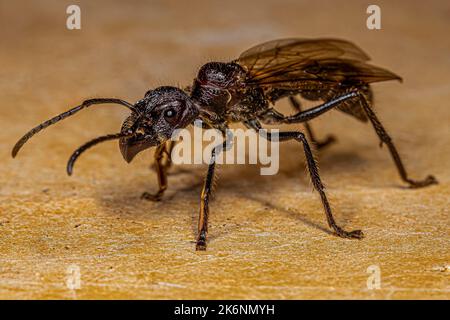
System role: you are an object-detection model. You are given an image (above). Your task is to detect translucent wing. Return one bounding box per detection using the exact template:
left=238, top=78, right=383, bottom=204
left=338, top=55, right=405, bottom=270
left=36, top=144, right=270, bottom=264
left=236, top=38, right=401, bottom=88
left=247, top=59, right=402, bottom=88
left=238, top=38, right=370, bottom=70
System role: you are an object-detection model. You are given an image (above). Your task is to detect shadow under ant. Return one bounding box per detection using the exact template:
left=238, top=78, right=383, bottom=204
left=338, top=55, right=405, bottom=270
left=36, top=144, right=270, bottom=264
left=93, top=145, right=368, bottom=242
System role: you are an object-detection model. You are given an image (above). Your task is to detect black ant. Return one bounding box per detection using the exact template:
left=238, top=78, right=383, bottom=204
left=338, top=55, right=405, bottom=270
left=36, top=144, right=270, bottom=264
left=12, top=38, right=437, bottom=250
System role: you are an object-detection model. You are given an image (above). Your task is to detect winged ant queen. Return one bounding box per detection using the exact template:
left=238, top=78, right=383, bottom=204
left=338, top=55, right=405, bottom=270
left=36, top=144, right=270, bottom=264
left=12, top=38, right=437, bottom=250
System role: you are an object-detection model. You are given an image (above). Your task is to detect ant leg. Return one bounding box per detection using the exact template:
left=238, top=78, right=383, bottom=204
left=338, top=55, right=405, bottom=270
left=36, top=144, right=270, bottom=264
left=196, top=156, right=216, bottom=251
left=283, top=91, right=360, bottom=123
left=358, top=94, right=438, bottom=188
left=267, top=90, right=437, bottom=188
left=161, top=140, right=175, bottom=169
left=141, top=143, right=169, bottom=201
left=259, top=91, right=360, bottom=125
left=196, top=135, right=231, bottom=251
left=150, top=140, right=175, bottom=172
left=196, top=144, right=225, bottom=251
left=266, top=130, right=364, bottom=239
left=289, top=96, right=336, bottom=149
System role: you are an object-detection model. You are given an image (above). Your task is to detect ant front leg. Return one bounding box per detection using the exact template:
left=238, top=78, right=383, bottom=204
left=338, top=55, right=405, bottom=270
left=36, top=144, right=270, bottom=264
left=141, top=142, right=172, bottom=201
left=196, top=148, right=218, bottom=251
left=289, top=96, right=336, bottom=150
left=196, top=134, right=231, bottom=251
left=157, top=140, right=175, bottom=171
left=196, top=161, right=215, bottom=251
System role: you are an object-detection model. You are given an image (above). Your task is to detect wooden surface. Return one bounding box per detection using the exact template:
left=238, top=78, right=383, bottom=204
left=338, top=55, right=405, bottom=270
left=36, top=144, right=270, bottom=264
left=0, top=0, right=449, bottom=299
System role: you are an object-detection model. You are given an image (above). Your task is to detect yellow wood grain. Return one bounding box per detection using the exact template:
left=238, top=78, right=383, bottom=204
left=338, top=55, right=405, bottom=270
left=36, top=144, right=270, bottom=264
left=0, top=0, right=448, bottom=299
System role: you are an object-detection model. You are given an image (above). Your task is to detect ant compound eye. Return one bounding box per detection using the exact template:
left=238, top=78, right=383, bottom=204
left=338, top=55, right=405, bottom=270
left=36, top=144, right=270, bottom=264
left=164, top=108, right=176, bottom=119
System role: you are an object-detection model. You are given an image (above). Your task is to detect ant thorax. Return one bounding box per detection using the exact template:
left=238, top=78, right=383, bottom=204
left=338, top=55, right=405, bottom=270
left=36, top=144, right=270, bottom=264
left=190, top=62, right=247, bottom=117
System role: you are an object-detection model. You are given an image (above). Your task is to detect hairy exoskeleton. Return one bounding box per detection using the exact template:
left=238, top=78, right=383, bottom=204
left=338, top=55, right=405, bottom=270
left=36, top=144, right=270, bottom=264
left=12, top=38, right=437, bottom=250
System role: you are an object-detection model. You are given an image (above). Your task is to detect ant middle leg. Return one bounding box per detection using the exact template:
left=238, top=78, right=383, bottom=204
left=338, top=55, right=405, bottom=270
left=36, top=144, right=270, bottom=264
left=288, top=96, right=336, bottom=149
left=264, top=129, right=364, bottom=239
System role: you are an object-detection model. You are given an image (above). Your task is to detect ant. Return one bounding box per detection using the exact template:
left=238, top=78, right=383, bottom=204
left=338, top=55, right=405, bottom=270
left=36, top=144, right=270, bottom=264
left=12, top=38, right=437, bottom=250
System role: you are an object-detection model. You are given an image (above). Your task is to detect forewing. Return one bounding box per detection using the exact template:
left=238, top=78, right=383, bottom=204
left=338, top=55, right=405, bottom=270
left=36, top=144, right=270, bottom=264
left=253, top=59, right=401, bottom=87
left=237, top=38, right=370, bottom=73
left=236, top=38, right=401, bottom=89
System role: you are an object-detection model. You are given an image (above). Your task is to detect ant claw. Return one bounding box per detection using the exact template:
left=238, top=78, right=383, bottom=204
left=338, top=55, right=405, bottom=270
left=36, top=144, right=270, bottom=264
left=141, top=191, right=163, bottom=202
left=196, top=231, right=207, bottom=251
left=407, top=175, right=438, bottom=189
left=316, top=134, right=337, bottom=150
left=196, top=241, right=207, bottom=251
left=335, top=228, right=364, bottom=239
left=346, top=229, right=364, bottom=239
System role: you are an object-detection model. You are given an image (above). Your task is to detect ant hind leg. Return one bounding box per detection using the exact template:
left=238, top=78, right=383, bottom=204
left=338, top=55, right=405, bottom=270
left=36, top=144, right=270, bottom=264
left=274, top=90, right=437, bottom=189
left=289, top=96, right=336, bottom=150
left=357, top=93, right=438, bottom=188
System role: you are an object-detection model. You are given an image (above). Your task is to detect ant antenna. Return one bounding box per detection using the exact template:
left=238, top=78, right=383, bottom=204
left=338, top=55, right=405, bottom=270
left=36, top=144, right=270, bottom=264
left=12, top=98, right=136, bottom=157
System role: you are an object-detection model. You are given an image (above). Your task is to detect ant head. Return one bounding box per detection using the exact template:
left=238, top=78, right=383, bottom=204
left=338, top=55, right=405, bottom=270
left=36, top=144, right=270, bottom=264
left=119, top=86, right=198, bottom=163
